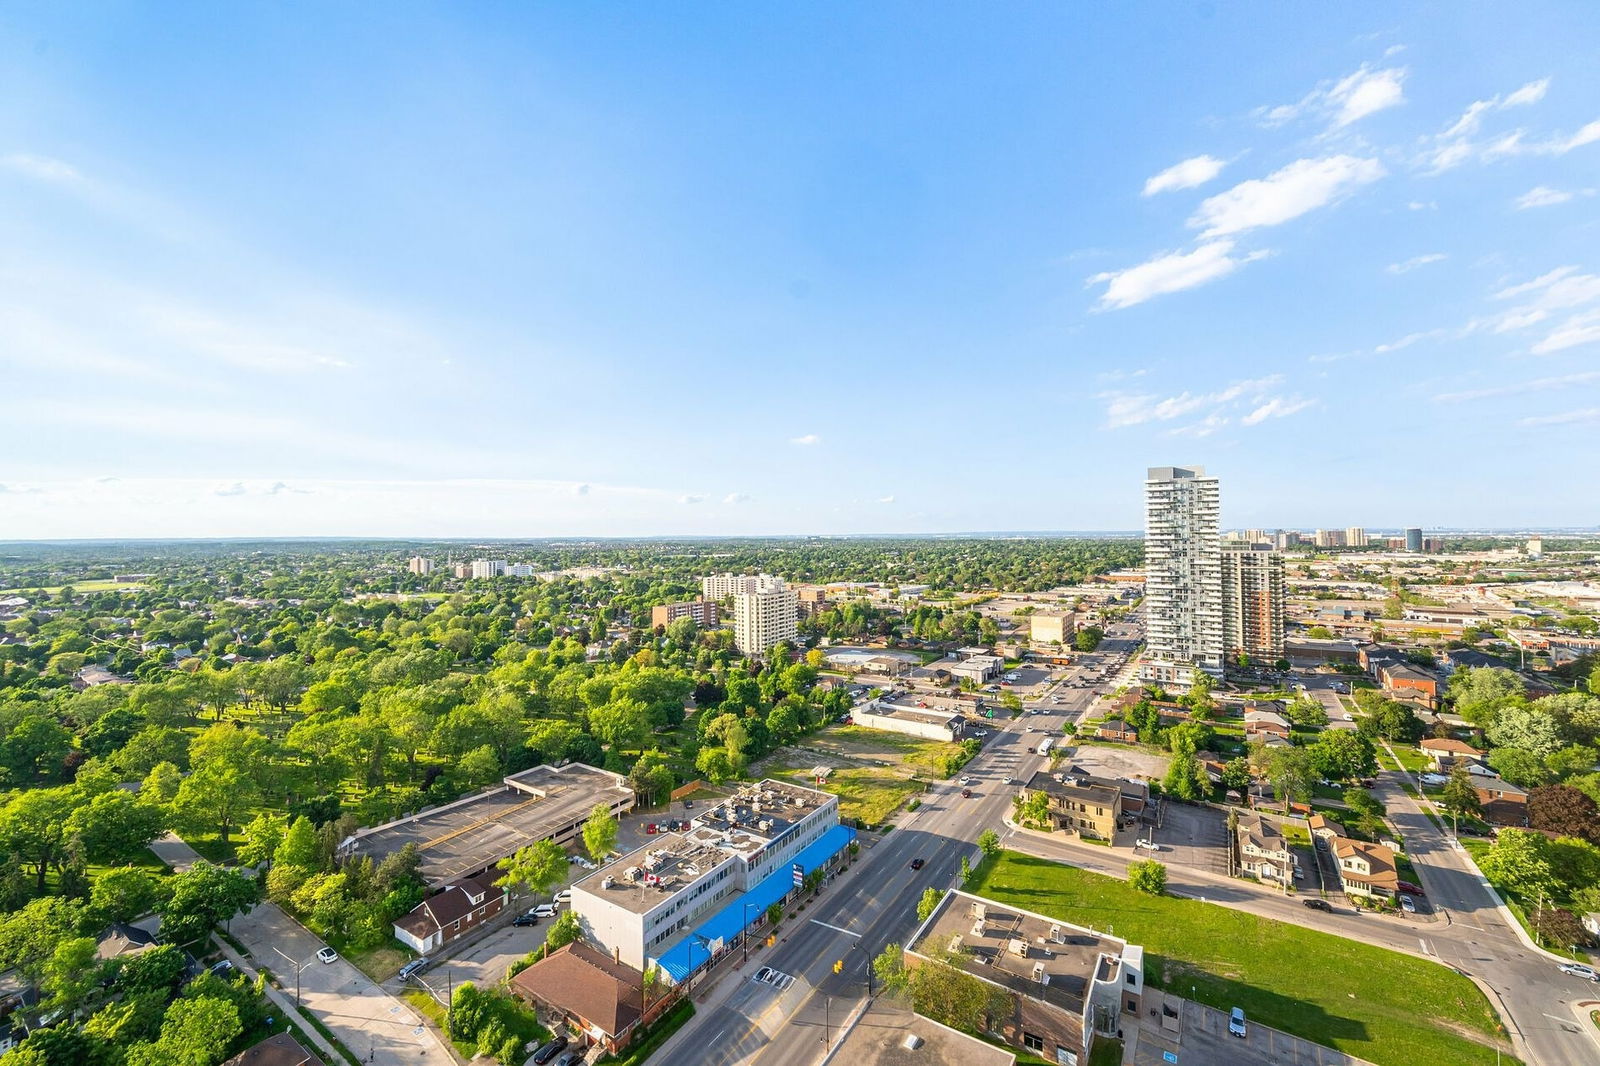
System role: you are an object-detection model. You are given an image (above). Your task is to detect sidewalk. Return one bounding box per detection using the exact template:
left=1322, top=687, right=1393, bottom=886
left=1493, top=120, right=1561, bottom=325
left=150, top=832, right=206, bottom=873
left=211, top=935, right=350, bottom=1066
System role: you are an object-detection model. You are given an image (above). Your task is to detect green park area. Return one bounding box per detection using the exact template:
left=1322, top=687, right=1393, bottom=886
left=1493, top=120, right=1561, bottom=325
left=970, top=852, right=1515, bottom=1066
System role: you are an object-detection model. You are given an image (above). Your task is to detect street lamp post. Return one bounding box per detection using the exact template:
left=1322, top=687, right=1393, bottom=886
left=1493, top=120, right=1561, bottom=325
left=270, top=947, right=313, bottom=1009
left=743, top=902, right=755, bottom=964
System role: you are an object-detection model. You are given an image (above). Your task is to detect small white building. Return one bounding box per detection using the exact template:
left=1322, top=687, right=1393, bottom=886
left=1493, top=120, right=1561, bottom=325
left=851, top=702, right=966, bottom=743
left=949, top=654, right=1005, bottom=683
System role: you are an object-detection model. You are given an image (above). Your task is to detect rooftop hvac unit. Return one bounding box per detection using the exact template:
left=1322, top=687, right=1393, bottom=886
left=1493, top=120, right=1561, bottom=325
left=625, top=867, right=641, bottom=882
left=901, top=1035, right=923, bottom=1051
left=947, top=934, right=963, bottom=954
left=1049, top=923, right=1062, bottom=943
left=971, top=920, right=985, bottom=937
left=1009, top=938, right=1029, bottom=959
left=601, top=877, right=614, bottom=890
left=970, top=901, right=987, bottom=920
left=1033, top=962, right=1049, bottom=985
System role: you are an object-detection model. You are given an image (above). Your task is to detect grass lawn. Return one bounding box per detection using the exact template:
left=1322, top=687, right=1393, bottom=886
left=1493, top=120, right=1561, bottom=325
left=774, top=764, right=921, bottom=826
left=970, top=851, right=1514, bottom=1066
left=820, top=726, right=969, bottom=778
left=347, top=942, right=412, bottom=982
left=0, top=579, right=148, bottom=595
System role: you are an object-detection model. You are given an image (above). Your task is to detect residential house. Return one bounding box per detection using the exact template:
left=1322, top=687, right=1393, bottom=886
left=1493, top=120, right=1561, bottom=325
left=1244, top=709, right=1291, bottom=738
left=95, top=922, right=158, bottom=963
left=392, top=872, right=505, bottom=954
left=1095, top=718, right=1138, bottom=744
left=1235, top=814, right=1294, bottom=886
left=1379, top=661, right=1440, bottom=710
left=509, top=942, right=670, bottom=1056
left=222, top=1033, right=325, bottom=1066
left=1582, top=912, right=1600, bottom=942
left=1307, top=813, right=1345, bottom=841
left=1419, top=738, right=1485, bottom=772
left=1021, top=771, right=1121, bottom=841
left=1332, top=837, right=1399, bottom=899
left=1475, top=779, right=1530, bottom=827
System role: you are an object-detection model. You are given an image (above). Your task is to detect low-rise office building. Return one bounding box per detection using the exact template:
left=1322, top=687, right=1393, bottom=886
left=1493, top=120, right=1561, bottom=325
left=950, top=654, right=1005, bottom=683
left=1029, top=614, right=1075, bottom=646
left=905, top=891, right=1143, bottom=1066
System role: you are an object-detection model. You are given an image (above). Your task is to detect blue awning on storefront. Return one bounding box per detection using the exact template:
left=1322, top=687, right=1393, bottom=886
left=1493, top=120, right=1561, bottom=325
left=652, top=823, right=856, bottom=982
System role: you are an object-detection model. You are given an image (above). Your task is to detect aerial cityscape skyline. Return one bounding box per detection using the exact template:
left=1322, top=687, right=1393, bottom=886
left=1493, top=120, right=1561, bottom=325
left=4, top=5, right=1600, bottom=538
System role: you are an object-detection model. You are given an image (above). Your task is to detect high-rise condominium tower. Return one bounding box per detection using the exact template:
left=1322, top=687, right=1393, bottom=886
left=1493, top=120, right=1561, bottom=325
left=730, top=575, right=798, bottom=657
left=1220, top=543, right=1285, bottom=667
left=1142, top=466, right=1224, bottom=689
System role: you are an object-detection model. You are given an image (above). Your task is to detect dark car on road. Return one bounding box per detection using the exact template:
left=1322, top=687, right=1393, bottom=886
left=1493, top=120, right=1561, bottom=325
left=531, top=1035, right=568, bottom=1064
left=513, top=912, right=540, bottom=927
left=910, top=858, right=925, bottom=870
left=1302, top=898, right=1332, bottom=912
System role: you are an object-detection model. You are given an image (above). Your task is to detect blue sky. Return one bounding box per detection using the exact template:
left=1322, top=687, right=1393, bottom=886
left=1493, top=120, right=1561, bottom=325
left=2, top=3, right=1598, bottom=538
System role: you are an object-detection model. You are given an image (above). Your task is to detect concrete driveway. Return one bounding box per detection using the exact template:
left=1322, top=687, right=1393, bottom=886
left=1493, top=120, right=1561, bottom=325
left=423, top=917, right=552, bottom=993
left=230, top=901, right=452, bottom=1066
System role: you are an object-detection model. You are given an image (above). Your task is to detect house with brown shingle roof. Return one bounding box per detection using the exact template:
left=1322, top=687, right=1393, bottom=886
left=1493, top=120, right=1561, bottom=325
left=509, top=942, right=672, bottom=1055
left=1419, top=737, right=1484, bottom=771
left=1095, top=718, right=1138, bottom=744
left=1306, top=813, right=1345, bottom=840
left=1474, top=778, right=1529, bottom=827
left=392, top=871, right=505, bottom=954
left=1244, top=709, right=1291, bottom=738
left=1234, top=814, right=1294, bottom=886
left=1332, top=837, right=1398, bottom=899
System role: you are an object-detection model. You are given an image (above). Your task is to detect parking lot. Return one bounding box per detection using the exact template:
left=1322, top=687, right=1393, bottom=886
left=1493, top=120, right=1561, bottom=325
left=1062, top=742, right=1170, bottom=785
left=1149, top=802, right=1231, bottom=877
left=1135, top=993, right=1373, bottom=1066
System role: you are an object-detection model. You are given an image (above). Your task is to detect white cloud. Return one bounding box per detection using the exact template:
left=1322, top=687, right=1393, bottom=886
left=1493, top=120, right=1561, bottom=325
left=1515, top=186, right=1573, bottom=209
left=1423, top=77, right=1596, bottom=172
left=1386, top=253, right=1446, bottom=275
left=212, top=482, right=247, bottom=497
left=1241, top=396, right=1316, bottom=424
left=876, top=495, right=896, bottom=504
left=1328, top=65, right=1407, bottom=127
left=723, top=492, right=751, bottom=504
left=1503, top=77, right=1552, bottom=108
left=1, top=152, right=85, bottom=185
left=1142, top=155, right=1227, bottom=197
left=1531, top=310, right=1600, bottom=354
left=1190, top=156, right=1385, bottom=239
left=1167, top=415, right=1230, bottom=438
left=1374, top=327, right=1454, bottom=353
left=1088, top=241, right=1266, bottom=310
left=1407, top=201, right=1437, bottom=211
left=1101, top=374, right=1285, bottom=429
left=1259, top=64, right=1406, bottom=130
left=680, top=494, right=706, bottom=505
left=1435, top=370, right=1600, bottom=403
left=1519, top=407, right=1600, bottom=427
left=789, top=433, right=820, bottom=446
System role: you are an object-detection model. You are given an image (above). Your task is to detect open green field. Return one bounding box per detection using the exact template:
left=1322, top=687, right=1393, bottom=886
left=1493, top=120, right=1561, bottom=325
left=814, top=725, right=968, bottom=777
left=773, top=764, right=921, bottom=825
left=0, top=579, right=147, bottom=595
left=970, top=852, right=1514, bottom=1066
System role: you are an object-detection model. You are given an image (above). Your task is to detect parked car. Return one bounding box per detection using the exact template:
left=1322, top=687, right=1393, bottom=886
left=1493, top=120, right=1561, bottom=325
left=531, top=903, right=558, bottom=918
left=683, top=799, right=694, bottom=808
left=316, top=947, right=339, bottom=964
left=961, top=788, right=972, bottom=798
left=1134, top=839, right=1159, bottom=851
left=1558, top=962, right=1599, bottom=981
left=1302, top=899, right=1332, bottom=912
left=909, top=858, right=925, bottom=870
left=1398, top=880, right=1424, bottom=895
left=512, top=913, right=540, bottom=927
left=398, top=958, right=430, bottom=981
left=1228, top=1007, right=1247, bottom=1038
left=554, top=890, right=572, bottom=905
left=645, top=823, right=659, bottom=835
left=553, top=1051, right=586, bottom=1066
left=531, top=1035, right=570, bottom=1065
left=1399, top=894, right=1416, bottom=913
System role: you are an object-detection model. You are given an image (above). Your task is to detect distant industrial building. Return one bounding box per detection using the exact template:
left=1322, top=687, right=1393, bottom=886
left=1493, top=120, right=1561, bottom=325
left=649, top=600, right=721, bottom=630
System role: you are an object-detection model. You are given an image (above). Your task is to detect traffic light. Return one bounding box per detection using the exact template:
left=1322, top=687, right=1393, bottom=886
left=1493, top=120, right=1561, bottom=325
left=833, top=959, right=843, bottom=974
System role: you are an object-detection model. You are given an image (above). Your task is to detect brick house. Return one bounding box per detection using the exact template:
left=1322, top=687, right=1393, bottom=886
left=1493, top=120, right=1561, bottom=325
left=393, top=872, right=506, bottom=954
left=1244, top=709, right=1291, bottom=738
left=1475, top=779, right=1530, bottom=827
left=1419, top=737, right=1484, bottom=771
left=1379, top=662, right=1439, bottom=710
left=1096, top=718, right=1138, bottom=744
left=509, top=942, right=671, bottom=1055
left=1022, top=771, right=1121, bottom=842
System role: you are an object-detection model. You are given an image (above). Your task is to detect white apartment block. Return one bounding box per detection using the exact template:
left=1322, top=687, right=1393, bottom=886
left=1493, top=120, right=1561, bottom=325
left=1142, top=466, right=1224, bottom=689
left=1313, top=529, right=1346, bottom=548
left=701, top=572, right=774, bottom=600
left=407, top=556, right=433, bottom=575
left=470, top=559, right=508, bottom=579
left=571, top=780, right=838, bottom=971
left=1344, top=527, right=1368, bottom=548
left=506, top=563, right=535, bottom=577
left=732, top=576, right=798, bottom=657
left=1220, top=543, right=1285, bottom=669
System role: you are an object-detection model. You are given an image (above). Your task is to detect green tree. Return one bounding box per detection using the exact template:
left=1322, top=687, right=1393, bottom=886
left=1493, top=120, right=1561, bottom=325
left=582, top=803, right=619, bottom=863
left=41, top=936, right=100, bottom=1010
left=1307, top=731, right=1377, bottom=783
left=1486, top=703, right=1564, bottom=759
left=1478, top=829, right=1555, bottom=901
left=544, top=909, right=583, bottom=950
left=976, top=829, right=1001, bottom=859
left=496, top=839, right=567, bottom=896
left=1129, top=859, right=1167, bottom=895
left=1266, top=746, right=1315, bottom=813
left=916, top=887, right=943, bottom=923
left=872, top=942, right=907, bottom=993
left=173, top=762, right=260, bottom=844
left=157, top=863, right=259, bottom=947
left=91, top=867, right=171, bottom=924
left=66, top=790, right=167, bottom=864
left=1221, top=757, right=1253, bottom=795
left=126, top=994, right=243, bottom=1066
left=0, top=788, right=80, bottom=893
left=1448, top=666, right=1525, bottom=727
left=142, top=761, right=184, bottom=805
left=1439, top=766, right=1483, bottom=834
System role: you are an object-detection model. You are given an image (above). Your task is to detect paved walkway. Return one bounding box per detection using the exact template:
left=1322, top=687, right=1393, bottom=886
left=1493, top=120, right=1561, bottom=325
left=150, top=832, right=207, bottom=872
left=230, top=900, right=456, bottom=1066
left=211, top=935, right=349, bottom=1066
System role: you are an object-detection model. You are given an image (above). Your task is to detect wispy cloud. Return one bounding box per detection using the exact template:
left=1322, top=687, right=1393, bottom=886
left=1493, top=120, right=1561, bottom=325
left=1519, top=407, right=1600, bottom=427
left=1259, top=63, right=1407, bottom=130
left=1374, top=327, right=1455, bottom=353
left=1531, top=310, right=1600, bottom=354
left=1088, top=241, right=1267, bottom=310
left=1101, top=374, right=1309, bottom=432
left=723, top=492, right=751, bottom=504
left=1190, top=156, right=1385, bottom=239
left=1, top=152, right=86, bottom=186
left=1386, top=253, right=1446, bottom=275
left=789, top=433, right=820, bottom=446
left=680, top=494, right=706, bottom=505
left=1142, top=155, right=1227, bottom=197
left=1514, top=185, right=1592, bottom=209
left=876, top=495, right=896, bottom=504
left=1421, top=78, right=1597, bottom=172
left=1435, top=370, right=1600, bottom=403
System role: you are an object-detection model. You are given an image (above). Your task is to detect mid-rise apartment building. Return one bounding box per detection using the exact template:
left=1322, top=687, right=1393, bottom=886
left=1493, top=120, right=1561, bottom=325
left=731, top=576, right=798, bottom=657
left=1029, top=613, right=1075, bottom=645
left=407, top=556, right=434, bottom=575
left=1344, top=527, right=1368, bottom=548
left=1220, top=543, right=1285, bottom=668
left=507, top=563, right=535, bottom=577
left=701, top=572, right=768, bottom=600
left=1142, top=466, right=1224, bottom=688
left=470, top=559, right=508, bottom=579
left=649, top=600, right=721, bottom=630
left=1313, top=528, right=1346, bottom=548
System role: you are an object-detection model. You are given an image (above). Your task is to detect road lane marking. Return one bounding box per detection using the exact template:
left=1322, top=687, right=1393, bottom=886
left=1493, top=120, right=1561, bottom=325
left=809, top=918, right=861, bottom=937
